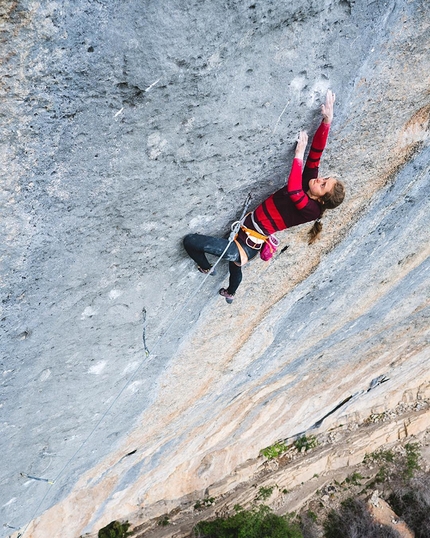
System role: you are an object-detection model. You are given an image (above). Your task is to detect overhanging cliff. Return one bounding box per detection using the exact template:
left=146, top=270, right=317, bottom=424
left=1, top=1, right=429, bottom=536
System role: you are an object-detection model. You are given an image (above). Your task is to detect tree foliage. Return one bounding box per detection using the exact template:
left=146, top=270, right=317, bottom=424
left=194, top=504, right=303, bottom=538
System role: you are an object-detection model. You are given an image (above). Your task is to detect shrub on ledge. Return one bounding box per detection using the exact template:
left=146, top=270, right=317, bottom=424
left=98, top=520, right=131, bottom=538
left=193, top=504, right=303, bottom=538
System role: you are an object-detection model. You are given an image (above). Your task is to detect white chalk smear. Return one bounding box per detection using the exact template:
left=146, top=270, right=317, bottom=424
left=145, top=78, right=160, bottom=92
left=88, top=360, right=107, bottom=375
left=81, top=306, right=97, bottom=319
left=127, top=380, right=143, bottom=393
left=114, top=107, right=124, bottom=117
left=109, top=289, right=123, bottom=300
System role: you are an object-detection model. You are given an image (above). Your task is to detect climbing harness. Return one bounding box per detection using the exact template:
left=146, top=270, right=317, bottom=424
left=241, top=224, right=267, bottom=246
left=218, top=193, right=253, bottom=269
left=233, top=210, right=280, bottom=262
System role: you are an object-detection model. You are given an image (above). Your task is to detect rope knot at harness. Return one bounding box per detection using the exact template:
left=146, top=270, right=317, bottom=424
left=229, top=220, right=242, bottom=241
left=228, top=193, right=252, bottom=241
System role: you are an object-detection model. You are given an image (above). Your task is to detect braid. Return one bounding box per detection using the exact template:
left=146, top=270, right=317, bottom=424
left=308, top=207, right=325, bottom=244
left=308, top=179, right=345, bottom=244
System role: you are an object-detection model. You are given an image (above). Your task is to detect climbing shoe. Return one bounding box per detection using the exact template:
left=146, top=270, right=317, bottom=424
left=198, top=266, right=216, bottom=276
left=219, top=288, right=234, bottom=304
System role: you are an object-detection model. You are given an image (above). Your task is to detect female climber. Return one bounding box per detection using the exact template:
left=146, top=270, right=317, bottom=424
left=183, top=90, right=345, bottom=304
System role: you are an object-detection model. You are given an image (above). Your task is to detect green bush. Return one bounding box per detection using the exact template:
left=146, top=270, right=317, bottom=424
left=158, top=515, right=170, bottom=526
left=364, top=449, right=395, bottom=464
left=260, top=441, right=288, bottom=460
left=365, top=443, right=421, bottom=486
left=403, top=442, right=420, bottom=478
left=193, top=504, right=303, bottom=538
left=294, top=436, right=318, bottom=452
left=255, top=486, right=274, bottom=501
left=343, top=472, right=363, bottom=485
left=195, top=497, right=215, bottom=510
left=98, top=520, right=131, bottom=538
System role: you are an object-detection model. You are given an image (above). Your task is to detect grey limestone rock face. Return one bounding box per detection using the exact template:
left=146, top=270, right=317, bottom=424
left=1, top=0, right=429, bottom=536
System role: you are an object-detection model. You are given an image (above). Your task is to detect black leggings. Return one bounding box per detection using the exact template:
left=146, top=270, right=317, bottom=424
left=183, top=233, right=259, bottom=295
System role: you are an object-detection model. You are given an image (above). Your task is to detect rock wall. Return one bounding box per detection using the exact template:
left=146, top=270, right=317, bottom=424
left=1, top=0, right=429, bottom=537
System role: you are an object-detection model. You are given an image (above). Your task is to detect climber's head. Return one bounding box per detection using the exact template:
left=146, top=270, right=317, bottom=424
left=307, top=178, right=345, bottom=244
left=308, top=177, right=345, bottom=208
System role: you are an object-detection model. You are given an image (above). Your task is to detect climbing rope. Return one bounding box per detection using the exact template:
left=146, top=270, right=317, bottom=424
left=138, top=192, right=252, bottom=356
left=14, top=192, right=252, bottom=538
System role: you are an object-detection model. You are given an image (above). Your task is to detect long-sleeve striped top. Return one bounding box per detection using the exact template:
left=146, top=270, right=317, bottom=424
left=246, top=121, right=330, bottom=235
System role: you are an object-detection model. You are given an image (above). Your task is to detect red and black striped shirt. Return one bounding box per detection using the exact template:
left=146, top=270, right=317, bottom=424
left=247, top=121, right=330, bottom=235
